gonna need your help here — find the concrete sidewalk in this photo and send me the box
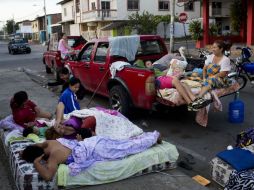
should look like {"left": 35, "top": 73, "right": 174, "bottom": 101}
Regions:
{"left": 0, "top": 69, "right": 210, "bottom": 190}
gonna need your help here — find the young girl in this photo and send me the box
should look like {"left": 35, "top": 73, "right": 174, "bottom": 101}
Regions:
{"left": 55, "top": 77, "right": 81, "bottom": 128}
{"left": 10, "top": 91, "right": 52, "bottom": 128}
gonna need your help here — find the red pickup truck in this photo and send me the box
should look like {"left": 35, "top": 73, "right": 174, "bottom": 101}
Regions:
{"left": 43, "top": 35, "right": 86, "bottom": 80}
{"left": 65, "top": 35, "right": 168, "bottom": 116}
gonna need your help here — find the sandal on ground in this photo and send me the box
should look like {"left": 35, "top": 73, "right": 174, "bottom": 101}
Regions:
{"left": 178, "top": 161, "right": 193, "bottom": 170}
{"left": 184, "top": 154, "right": 196, "bottom": 165}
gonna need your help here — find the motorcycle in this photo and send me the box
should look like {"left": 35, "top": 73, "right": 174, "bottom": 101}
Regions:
{"left": 228, "top": 47, "right": 254, "bottom": 90}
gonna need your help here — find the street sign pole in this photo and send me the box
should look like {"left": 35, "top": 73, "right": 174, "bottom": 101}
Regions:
{"left": 169, "top": 0, "right": 175, "bottom": 53}
{"left": 183, "top": 23, "right": 189, "bottom": 56}
{"left": 178, "top": 12, "right": 189, "bottom": 55}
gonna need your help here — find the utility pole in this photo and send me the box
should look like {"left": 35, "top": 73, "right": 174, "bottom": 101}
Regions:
{"left": 44, "top": 0, "right": 48, "bottom": 43}
{"left": 12, "top": 14, "right": 15, "bottom": 34}
{"left": 169, "top": 0, "right": 175, "bottom": 53}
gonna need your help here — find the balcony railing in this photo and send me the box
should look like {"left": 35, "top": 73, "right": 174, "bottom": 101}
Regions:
{"left": 212, "top": 8, "right": 222, "bottom": 16}
{"left": 82, "top": 9, "right": 117, "bottom": 22}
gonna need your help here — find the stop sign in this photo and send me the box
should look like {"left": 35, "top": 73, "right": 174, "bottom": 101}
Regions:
{"left": 179, "top": 12, "right": 188, "bottom": 23}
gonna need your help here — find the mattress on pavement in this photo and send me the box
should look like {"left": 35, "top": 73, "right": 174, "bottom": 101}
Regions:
{"left": 0, "top": 129, "right": 179, "bottom": 190}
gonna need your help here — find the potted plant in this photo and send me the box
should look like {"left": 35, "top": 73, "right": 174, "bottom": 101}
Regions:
{"left": 188, "top": 20, "right": 203, "bottom": 48}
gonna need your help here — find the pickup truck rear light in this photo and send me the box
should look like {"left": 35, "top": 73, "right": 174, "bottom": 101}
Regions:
{"left": 56, "top": 57, "right": 60, "bottom": 60}
{"left": 145, "top": 75, "right": 155, "bottom": 95}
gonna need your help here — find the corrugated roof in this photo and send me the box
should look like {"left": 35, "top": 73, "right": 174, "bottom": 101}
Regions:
{"left": 57, "top": 0, "right": 73, "bottom": 5}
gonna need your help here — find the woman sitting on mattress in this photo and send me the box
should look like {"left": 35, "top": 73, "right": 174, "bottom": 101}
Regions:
{"left": 191, "top": 40, "right": 231, "bottom": 109}
{"left": 10, "top": 91, "right": 52, "bottom": 128}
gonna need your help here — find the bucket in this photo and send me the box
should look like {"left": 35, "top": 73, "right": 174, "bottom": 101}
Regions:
{"left": 228, "top": 92, "right": 244, "bottom": 123}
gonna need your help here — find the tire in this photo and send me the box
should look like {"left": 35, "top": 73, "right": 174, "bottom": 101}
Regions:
{"left": 109, "top": 85, "right": 131, "bottom": 117}
{"left": 45, "top": 65, "right": 52, "bottom": 74}
{"left": 229, "top": 73, "right": 247, "bottom": 90}
{"left": 11, "top": 50, "right": 15, "bottom": 55}
{"left": 54, "top": 68, "right": 61, "bottom": 82}
{"left": 26, "top": 48, "right": 31, "bottom": 54}
{"left": 76, "top": 84, "right": 86, "bottom": 100}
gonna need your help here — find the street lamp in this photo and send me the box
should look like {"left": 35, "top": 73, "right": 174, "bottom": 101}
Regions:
{"left": 44, "top": 0, "right": 48, "bottom": 42}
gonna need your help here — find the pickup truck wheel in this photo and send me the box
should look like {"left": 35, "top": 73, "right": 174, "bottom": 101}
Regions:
{"left": 45, "top": 65, "right": 52, "bottom": 74}
{"left": 26, "top": 48, "right": 31, "bottom": 54}
{"left": 109, "top": 85, "right": 131, "bottom": 116}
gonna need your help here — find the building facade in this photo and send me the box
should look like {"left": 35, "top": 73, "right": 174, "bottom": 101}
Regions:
{"left": 58, "top": 0, "right": 201, "bottom": 39}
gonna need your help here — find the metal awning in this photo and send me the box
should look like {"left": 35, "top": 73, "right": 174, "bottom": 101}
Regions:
{"left": 100, "top": 22, "right": 126, "bottom": 31}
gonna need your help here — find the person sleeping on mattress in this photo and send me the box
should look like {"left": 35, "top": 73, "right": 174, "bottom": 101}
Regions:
{"left": 21, "top": 129, "right": 162, "bottom": 181}
{"left": 45, "top": 116, "right": 96, "bottom": 140}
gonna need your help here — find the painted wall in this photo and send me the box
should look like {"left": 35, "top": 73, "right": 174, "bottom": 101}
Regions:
{"left": 62, "top": 1, "right": 74, "bottom": 21}
{"left": 17, "top": 24, "right": 33, "bottom": 34}
{"left": 32, "top": 20, "right": 39, "bottom": 33}
{"left": 116, "top": 0, "right": 200, "bottom": 20}
{"left": 70, "top": 23, "right": 81, "bottom": 35}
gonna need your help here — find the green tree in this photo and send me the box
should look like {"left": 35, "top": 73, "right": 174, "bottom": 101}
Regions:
{"left": 230, "top": 0, "right": 245, "bottom": 33}
{"left": 209, "top": 23, "right": 218, "bottom": 36}
{"left": 128, "top": 11, "right": 164, "bottom": 34}
{"left": 5, "top": 19, "right": 19, "bottom": 34}
{"left": 188, "top": 20, "right": 203, "bottom": 40}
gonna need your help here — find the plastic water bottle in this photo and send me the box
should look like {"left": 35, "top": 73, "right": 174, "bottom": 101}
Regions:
{"left": 228, "top": 91, "right": 244, "bottom": 123}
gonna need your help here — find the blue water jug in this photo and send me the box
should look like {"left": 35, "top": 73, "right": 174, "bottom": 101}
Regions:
{"left": 228, "top": 92, "right": 244, "bottom": 123}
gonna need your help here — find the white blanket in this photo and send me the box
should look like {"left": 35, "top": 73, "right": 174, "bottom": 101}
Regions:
{"left": 65, "top": 108, "right": 143, "bottom": 140}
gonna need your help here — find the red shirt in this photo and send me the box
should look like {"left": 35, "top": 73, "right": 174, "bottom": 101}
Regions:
{"left": 10, "top": 99, "right": 37, "bottom": 127}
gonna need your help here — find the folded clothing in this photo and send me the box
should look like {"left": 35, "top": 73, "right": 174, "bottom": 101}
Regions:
{"left": 217, "top": 148, "right": 254, "bottom": 172}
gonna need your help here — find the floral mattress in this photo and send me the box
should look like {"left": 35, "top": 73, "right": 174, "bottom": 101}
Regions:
{"left": 0, "top": 129, "right": 179, "bottom": 190}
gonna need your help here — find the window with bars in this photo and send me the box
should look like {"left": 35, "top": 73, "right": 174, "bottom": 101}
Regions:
{"left": 64, "top": 8, "right": 67, "bottom": 16}
{"left": 76, "top": 0, "right": 80, "bottom": 13}
{"left": 184, "top": 2, "right": 194, "bottom": 11}
{"left": 159, "top": 0, "right": 169, "bottom": 11}
{"left": 127, "top": 0, "right": 139, "bottom": 10}
{"left": 101, "top": 1, "right": 110, "bottom": 9}
{"left": 91, "top": 2, "right": 96, "bottom": 10}
{"left": 212, "top": 2, "right": 222, "bottom": 15}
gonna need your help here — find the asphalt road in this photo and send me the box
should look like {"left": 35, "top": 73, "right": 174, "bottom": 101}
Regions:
{"left": 0, "top": 41, "right": 253, "bottom": 189}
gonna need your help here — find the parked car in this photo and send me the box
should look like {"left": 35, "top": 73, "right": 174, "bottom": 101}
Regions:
{"left": 8, "top": 39, "right": 31, "bottom": 54}
{"left": 43, "top": 35, "right": 86, "bottom": 80}
{"left": 65, "top": 35, "right": 168, "bottom": 116}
